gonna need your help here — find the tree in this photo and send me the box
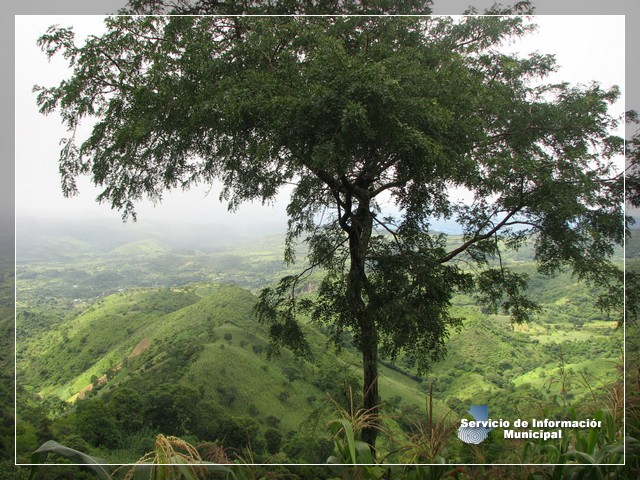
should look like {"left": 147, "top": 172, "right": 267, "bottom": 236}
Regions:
{"left": 36, "top": 5, "right": 625, "bottom": 451}
{"left": 144, "top": 384, "right": 199, "bottom": 435}
{"left": 118, "top": 0, "right": 435, "bottom": 16}
{"left": 264, "top": 428, "right": 283, "bottom": 455}
{"left": 108, "top": 388, "right": 145, "bottom": 433}
{"left": 624, "top": 111, "right": 640, "bottom": 324}
{"left": 75, "top": 399, "right": 119, "bottom": 448}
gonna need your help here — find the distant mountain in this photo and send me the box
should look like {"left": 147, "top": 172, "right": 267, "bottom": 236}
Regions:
{"left": 15, "top": 214, "right": 469, "bottom": 262}
{"left": 16, "top": 216, "right": 285, "bottom": 262}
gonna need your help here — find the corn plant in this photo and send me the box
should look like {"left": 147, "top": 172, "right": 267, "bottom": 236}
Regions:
{"left": 28, "top": 440, "right": 112, "bottom": 480}
{"left": 325, "top": 386, "right": 387, "bottom": 479}
{"left": 28, "top": 435, "right": 237, "bottom": 480}
{"left": 399, "top": 384, "right": 457, "bottom": 464}
{"left": 118, "top": 434, "right": 209, "bottom": 480}
{"left": 520, "top": 409, "right": 635, "bottom": 480}
{"left": 326, "top": 419, "right": 385, "bottom": 480}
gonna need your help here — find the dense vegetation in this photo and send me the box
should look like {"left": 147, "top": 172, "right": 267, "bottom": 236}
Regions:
{"left": 10, "top": 220, "right": 633, "bottom": 479}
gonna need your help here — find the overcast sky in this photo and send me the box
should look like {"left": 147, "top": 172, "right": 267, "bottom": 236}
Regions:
{"left": 14, "top": 15, "right": 626, "bottom": 228}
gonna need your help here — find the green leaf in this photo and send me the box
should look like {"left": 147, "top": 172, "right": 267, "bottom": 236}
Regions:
{"left": 29, "top": 440, "right": 111, "bottom": 480}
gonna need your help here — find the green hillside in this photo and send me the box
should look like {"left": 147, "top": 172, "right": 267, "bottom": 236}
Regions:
{"left": 17, "top": 283, "right": 438, "bottom": 462}
{"left": 16, "top": 279, "right": 622, "bottom": 463}
{"left": 14, "top": 222, "right": 626, "bottom": 465}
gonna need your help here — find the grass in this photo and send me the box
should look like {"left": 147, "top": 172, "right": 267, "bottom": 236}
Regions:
{"left": 185, "top": 343, "right": 313, "bottom": 431}
{"left": 512, "top": 358, "right": 618, "bottom": 389}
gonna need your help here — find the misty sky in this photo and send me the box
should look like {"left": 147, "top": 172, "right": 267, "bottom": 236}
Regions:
{"left": 14, "top": 15, "right": 626, "bottom": 229}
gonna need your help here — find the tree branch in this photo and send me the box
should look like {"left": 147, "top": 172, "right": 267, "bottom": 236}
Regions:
{"left": 371, "top": 179, "right": 405, "bottom": 197}
{"left": 438, "top": 207, "right": 522, "bottom": 264}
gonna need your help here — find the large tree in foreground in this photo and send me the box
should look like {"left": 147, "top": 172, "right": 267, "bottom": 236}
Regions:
{"left": 36, "top": 6, "right": 626, "bottom": 451}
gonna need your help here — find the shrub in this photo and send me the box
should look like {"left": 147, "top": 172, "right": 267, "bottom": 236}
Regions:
{"left": 264, "top": 428, "right": 283, "bottom": 454}
{"left": 75, "top": 399, "right": 119, "bottom": 448}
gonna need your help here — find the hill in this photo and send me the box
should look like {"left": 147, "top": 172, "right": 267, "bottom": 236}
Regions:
{"left": 16, "top": 279, "right": 622, "bottom": 463}
{"left": 17, "top": 283, "right": 436, "bottom": 463}
{"left": 14, "top": 219, "right": 625, "bottom": 464}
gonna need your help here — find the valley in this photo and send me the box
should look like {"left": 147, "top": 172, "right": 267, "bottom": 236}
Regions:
{"left": 13, "top": 217, "right": 627, "bottom": 465}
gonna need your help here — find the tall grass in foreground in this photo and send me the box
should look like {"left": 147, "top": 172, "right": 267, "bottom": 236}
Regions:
{"left": 27, "top": 368, "right": 637, "bottom": 480}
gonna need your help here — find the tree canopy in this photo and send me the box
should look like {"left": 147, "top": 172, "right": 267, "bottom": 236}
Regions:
{"left": 36, "top": 7, "right": 626, "bottom": 450}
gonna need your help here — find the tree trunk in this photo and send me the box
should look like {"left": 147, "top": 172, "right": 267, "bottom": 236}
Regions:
{"left": 346, "top": 200, "right": 379, "bottom": 455}
{"left": 360, "top": 316, "right": 379, "bottom": 453}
